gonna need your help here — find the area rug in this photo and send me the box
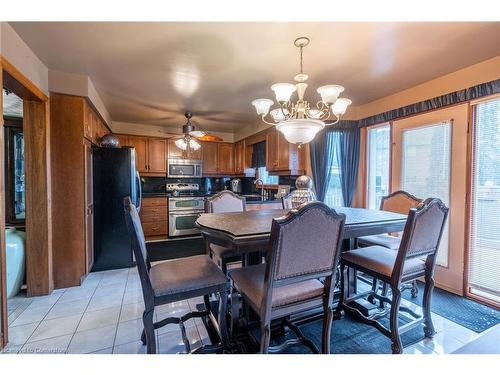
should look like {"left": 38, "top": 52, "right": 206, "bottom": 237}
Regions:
{"left": 401, "top": 281, "right": 500, "bottom": 333}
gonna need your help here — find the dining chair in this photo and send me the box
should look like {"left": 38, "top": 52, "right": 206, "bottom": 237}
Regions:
{"left": 229, "top": 201, "right": 346, "bottom": 353}
{"left": 357, "top": 190, "right": 422, "bottom": 299}
{"left": 123, "top": 197, "right": 230, "bottom": 354}
{"left": 205, "top": 190, "right": 246, "bottom": 274}
{"left": 336, "top": 198, "right": 449, "bottom": 354}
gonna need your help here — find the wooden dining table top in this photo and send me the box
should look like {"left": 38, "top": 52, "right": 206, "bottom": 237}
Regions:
{"left": 196, "top": 207, "right": 407, "bottom": 243}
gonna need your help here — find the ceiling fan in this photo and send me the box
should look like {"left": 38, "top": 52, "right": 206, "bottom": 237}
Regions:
{"left": 171, "top": 112, "right": 222, "bottom": 153}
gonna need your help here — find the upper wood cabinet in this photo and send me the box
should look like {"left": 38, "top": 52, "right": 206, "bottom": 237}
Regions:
{"left": 202, "top": 142, "right": 234, "bottom": 175}
{"left": 83, "top": 101, "right": 109, "bottom": 145}
{"left": 266, "top": 128, "right": 305, "bottom": 175}
{"left": 147, "top": 138, "right": 167, "bottom": 173}
{"left": 167, "top": 138, "right": 202, "bottom": 160}
{"left": 126, "top": 135, "right": 167, "bottom": 176}
{"left": 234, "top": 140, "right": 246, "bottom": 175}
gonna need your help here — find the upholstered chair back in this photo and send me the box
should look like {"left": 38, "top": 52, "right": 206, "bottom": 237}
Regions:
{"left": 206, "top": 190, "right": 246, "bottom": 213}
{"left": 381, "top": 190, "right": 422, "bottom": 215}
{"left": 124, "top": 197, "right": 154, "bottom": 299}
{"left": 268, "top": 202, "right": 345, "bottom": 282}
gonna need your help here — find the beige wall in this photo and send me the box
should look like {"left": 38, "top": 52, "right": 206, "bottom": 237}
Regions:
{"left": 111, "top": 121, "right": 235, "bottom": 142}
{"left": 352, "top": 56, "right": 500, "bottom": 120}
{"left": 0, "top": 22, "right": 49, "bottom": 94}
{"left": 48, "top": 70, "right": 112, "bottom": 125}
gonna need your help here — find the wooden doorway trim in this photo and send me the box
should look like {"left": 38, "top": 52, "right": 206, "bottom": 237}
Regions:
{"left": 0, "top": 54, "right": 52, "bottom": 348}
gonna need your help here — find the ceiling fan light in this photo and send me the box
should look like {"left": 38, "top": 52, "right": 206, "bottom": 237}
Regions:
{"left": 271, "top": 83, "right": 296, "bottom": 103}
{"left": 331, "top": 98, "right": 352, "bottom": 116}
{"left": 175, "top": 138, "right": 188, "bottom": 150}
{"left": 189, "top": 130, "right": 206, "bottom": 138}
{"left": 276, "top": 119, "right": 325, "bottom": 145}
{"left": 270, "top": 108, "right": 289, "bottom": 122}
{"left": 189, "top": 139, "right": 201, "bottom": 150}
{"left": 252, "top": 98, "right": 274, "bottom": 116}
{"left": 317, "top": 85, "right": 344, "bottom": 104}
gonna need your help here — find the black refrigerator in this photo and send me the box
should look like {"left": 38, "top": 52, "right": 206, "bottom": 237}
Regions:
{"left": 92, "top": 147, "right": 142, "bottom": 271}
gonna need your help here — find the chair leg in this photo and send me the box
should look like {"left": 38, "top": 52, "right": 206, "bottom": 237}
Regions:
{"left": 230, "top": 286, "right": 240, "bottom": 340}
{"left": 380, "top": 282, "right": 388, "bottom": 308}
{"left": 260, "top": 322, "right": 271, "bottom": 354}
{"left": 142, "top": 309, "right": 156, "bottom": 354}
{"left": 389, "top": 285, "right": 403, "bottom": 354}
{"left": 322, "top": 305, "right": 333, "bottom": 354}
{"left": 423, "top": 274, "right": 436, "bottom": 338}
{"left": 218, "top": 290, "right": 230, "bottom": 350}
{"left": 333, "top": 263, "right": 346, "bottom": 320}
{"left": 411, "top": 280, "right": 419, "bottom": 298}
{"left": 367, "top": 277, "right": 378, "bottom": 304}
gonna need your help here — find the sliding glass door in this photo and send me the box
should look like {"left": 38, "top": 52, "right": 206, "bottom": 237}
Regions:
{"left": 366, "top": 124, "right": 390, "bottom": 209}
{"left": 468, "top": 97, "right": 500, "bottom": 305}
{"left": 392, "top": 105, "right": 468, "bottom": 294}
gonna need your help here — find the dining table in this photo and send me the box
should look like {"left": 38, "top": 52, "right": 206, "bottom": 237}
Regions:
{"left": 196, "top": 207, "right": 407, "bottom": 297}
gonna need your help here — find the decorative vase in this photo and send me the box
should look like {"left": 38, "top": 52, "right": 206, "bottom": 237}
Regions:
{"left": 290, "top": 175, "right": 317, "bottom": 208}
{"left": 5, "top": 227, "right": 26, "bottom": 299}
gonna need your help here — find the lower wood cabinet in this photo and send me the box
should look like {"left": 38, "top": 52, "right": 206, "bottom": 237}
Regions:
{"left": 140, "top": 197, "right": 168, "bottom": 241}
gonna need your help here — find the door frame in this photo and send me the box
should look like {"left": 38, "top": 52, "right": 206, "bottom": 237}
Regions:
{"left": 463, "top": 94, "right": 500, "bottom": 309}
{"left": 0, "top": 55, "right": 53, "bottom": 348}
{"left": 391, "top": 104, "right": 469, "bottom": 295}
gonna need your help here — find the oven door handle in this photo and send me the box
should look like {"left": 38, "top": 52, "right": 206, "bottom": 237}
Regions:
{"left": 169, "top": 212, "right": 204, "bottom": 217}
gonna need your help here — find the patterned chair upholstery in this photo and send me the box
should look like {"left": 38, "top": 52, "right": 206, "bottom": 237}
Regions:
{"left": 229, "top": 202, "right": 346, "bottom": 354}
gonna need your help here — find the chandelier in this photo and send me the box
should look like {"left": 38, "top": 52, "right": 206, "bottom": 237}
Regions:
{"left": 174, "top": 112, "right": 204, "bottom": 152}
{"left": 251, "top": 37, "right": 352, "bottom": 146}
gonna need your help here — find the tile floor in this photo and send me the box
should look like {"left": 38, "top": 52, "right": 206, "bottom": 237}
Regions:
{"left": 0, "top": 264, "right": 487, "bottom": 354}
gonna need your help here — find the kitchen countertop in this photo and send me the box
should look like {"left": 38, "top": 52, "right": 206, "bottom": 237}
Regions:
{"left": 142, "top": 192, "right": 282, "bottom": 204}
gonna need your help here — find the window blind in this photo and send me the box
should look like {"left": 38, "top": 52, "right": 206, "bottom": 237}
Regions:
{"left": 469, "top": 98, "right": 500, "bottom": 302}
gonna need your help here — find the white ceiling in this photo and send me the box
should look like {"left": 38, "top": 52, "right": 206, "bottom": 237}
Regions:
{"left": 9, "top": 22, "right": 500, "bottom": 133}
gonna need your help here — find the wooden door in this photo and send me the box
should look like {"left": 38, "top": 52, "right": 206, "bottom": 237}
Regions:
{"left": 218, "top": 143, "right": 234, "bottom": 175}
{"left": 234, "top": 140, "right": 245, "bottom": 174}
{"left": 266, "top": 129, "right": 278, "bottom": 171}
{"left": 128, "top": 136, "right": 148, "bottom": 173}
{"left": 202, "top": 142, "right": 219, "bottom": 174}
{"left": 392, "top": 104, "right": 468, "bottom": 294}
{"left": 84, "top": 140, "right": 94, "bottom": 273}
{"left": 148, "top": 138, "right": 167, "bottom": 173}
{"left": 115, "top": 134, "right": 129, "bottom": 147}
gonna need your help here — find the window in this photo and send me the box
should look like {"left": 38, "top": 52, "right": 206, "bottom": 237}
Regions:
{"left": 366, "top": 124, "right": 390, "bottom": 209}
{"left": 468, "top": 98, "right": 500, "bottom": 303}
{"left": 324, "top": 132, "right": 343, "bottom": 207}
{"left": 401, "top": 121, "right": 451, "bottom": 267}
{"left": 257, "top": 166, "right": 278, "bottom": 184}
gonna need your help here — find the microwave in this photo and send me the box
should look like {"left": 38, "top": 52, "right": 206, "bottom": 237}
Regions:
{"left": 167, "top": 159, "right": 203, "bottom": 178}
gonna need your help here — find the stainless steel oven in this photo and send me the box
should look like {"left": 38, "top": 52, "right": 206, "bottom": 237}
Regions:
{"left": 167, "top": 159, "right": 202, "bottom": 178}
{"left": 168, "top": 196, "right": 205, "bottom": 237}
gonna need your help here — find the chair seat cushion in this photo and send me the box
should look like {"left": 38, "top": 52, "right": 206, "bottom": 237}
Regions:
{"left": 341, "top": 246, "right": 425, "bottom": 279}
{"left": 149, "top": 255, "right": 227, "bottom": 298}
{"left": 357, "top": 234, "right": 401, "bottom": 250}
{"left": 209, "top": 243, "right": 237, "bottom": 258}
{"left": 229, "top": 264, "right": 324, "bottom": 309}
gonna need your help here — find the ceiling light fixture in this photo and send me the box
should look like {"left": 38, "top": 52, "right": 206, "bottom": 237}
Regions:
{"left": 175, "top": 112, "right": 204, "bottom": 152}
{"left": 251, "top": 37, "right": 352, "bottom": 146}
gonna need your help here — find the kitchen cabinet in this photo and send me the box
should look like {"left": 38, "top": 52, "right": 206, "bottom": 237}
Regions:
{"left": 140, "top": 197, "right": 168, "bottom": 241}
{"left": 202, "top": 142, "right": 234, "bottom": 175}
{"left": 265, "top": 128, "right": 305, "bottom": 175}
{"left": 115, "top": 134, "right": 129, "bottom": 148}
{"left": 50, "top": 93, "right": 110, "bottom": 288}
{"left": 168, "top": 138, "right": 202, "bottom": 160}
{"left": 234, "top": 139, "right": 246, "bottom": 174}
{"left": 147, "top": 138, "right": 167, "bottom": 173}
{"left": 128, "top": 136, "right": 149, "bottom": 173}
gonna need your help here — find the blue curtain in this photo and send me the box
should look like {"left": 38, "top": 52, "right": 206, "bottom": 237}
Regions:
{"left": 309, "top": 130, "right": 335, "bottom": 202}
{"left": 334, "top": 127, "right": 360, "bottom": 207}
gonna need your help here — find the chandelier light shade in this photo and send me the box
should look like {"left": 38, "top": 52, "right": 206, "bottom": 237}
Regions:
{"left": 251, "top": 36, "right": 352, "bottom": 146}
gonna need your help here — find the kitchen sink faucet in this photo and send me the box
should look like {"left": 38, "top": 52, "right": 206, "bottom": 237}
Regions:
{"left": 254, "top": 179, "right": 264, "bottom": 200}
